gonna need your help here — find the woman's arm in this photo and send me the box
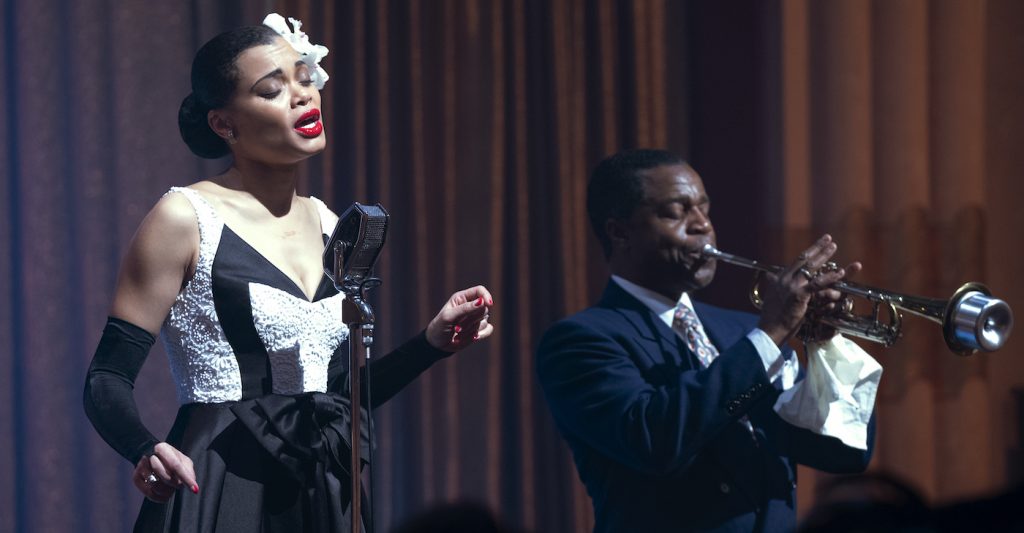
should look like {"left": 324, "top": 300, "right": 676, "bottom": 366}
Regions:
{"left": 108, "top": 192, "right": 199, "bottom": 334}
{"left": 83, "top": 191, "right": 201, "bottom": 499}
{"left": 327, "top": 286, "right": 495, "bottom": 407}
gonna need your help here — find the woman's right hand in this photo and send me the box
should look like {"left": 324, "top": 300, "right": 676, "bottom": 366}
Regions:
{"left": 425, "top": 285, "right": 495, "bottom": 352}
{"left": 132, "top": 442, "right": 199, "bottom": 502}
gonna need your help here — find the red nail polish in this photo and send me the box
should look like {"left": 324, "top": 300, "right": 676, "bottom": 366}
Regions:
{"left": 454, "top": 325, "right": 462, "bottom": 333}
{"left": 487, "top": 298, "right": 493, "bottom": 306}
{"left": 192, "top": 485, "right": 199, "bottom": 494}
{"left": 475, "top": 297, "right": 484, "bottom": 306}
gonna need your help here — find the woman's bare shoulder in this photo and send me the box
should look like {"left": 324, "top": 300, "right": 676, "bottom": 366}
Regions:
{"left": 130, "top": 189, "right": 202, "bottom": 246}
{"left": 184, "top": 179, "right": 219, "bottom": 193}
{"left": 180, "top": 180, "right": 227, "bottom": 203}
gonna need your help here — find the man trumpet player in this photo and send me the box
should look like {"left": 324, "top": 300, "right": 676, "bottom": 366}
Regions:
{"left": 536, "top": 149, "right": 881, "bottom": 533}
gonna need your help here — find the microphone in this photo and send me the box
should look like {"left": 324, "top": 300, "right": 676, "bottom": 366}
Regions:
{"left": 322, "top": 202, "right": 390, "bottom": 293}
{"left": 322, "top": 203, "right": 389, "bottom": 533}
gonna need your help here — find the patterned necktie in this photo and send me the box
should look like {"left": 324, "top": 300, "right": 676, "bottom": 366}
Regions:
{"left": 672, "top": 302, "right": 719, "bottom": 367}
{"left": 674, "top": 301, "right": 758, "bottom": 440}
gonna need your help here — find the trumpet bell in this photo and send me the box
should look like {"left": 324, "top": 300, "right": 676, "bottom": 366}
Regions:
{"left": 700, "top": 244, "right": 1015, "bottom": 355}
{"left": 945, "top": 283, "right": 1014, "bottom": 355}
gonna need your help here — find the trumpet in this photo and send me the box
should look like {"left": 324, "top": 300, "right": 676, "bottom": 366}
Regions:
{"left": 700, "top": 244, "right": 1014, "bottom": 355}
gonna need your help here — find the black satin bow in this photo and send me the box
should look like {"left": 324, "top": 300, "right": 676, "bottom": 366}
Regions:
{"left": 231, "top": 392, "right": 374, "bottom": 484}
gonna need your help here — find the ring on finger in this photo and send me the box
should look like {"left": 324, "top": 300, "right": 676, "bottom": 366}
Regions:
{"left": 144, "top": 473, "right": 159, "bottom": 485}
{"left": 797, "top": 267, "right": 816, "bottom": 281}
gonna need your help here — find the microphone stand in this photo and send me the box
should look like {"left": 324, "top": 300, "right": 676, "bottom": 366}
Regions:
{"left": 332, "top": 241, "right": 380, "bottom": 533}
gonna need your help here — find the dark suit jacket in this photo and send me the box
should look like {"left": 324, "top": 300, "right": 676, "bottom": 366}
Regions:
{"left": 536, "top": 280, "right": 874, "bottom": 533}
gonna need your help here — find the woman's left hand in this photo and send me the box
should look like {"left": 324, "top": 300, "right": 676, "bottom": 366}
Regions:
{"left": 425, "top": 285, "right": 495, "bottom": 352}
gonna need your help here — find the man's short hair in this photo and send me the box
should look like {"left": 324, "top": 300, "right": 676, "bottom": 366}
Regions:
{"left": 587, "top": 149, "right": 688, "bottom": 257}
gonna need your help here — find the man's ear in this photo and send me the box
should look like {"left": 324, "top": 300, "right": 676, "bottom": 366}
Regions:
{"left": 207, "top": 109, "right": 235, "bottom": 142}
{"left": 605, "top": 218, "right": 629, "bottom": 253}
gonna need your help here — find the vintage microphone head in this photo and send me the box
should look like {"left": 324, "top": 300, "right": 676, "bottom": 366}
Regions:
{"left": 323, "top": 202, "right": 389, "bottom": 293}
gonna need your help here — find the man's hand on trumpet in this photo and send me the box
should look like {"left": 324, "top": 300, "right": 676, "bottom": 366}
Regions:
{"left": 756, "top": 234, "right": 862, "bottom": 346}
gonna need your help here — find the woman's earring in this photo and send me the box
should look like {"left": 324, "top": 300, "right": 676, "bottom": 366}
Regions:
{"left": 227, "top": 130, "right": 237, "bottom": 145}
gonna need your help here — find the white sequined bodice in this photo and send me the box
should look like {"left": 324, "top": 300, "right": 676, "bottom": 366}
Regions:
{"left": 249, "top": 282, "right": 346, "bottom": 394}
{"left": 159, "top": 187, "right": 348, "bottom": 404}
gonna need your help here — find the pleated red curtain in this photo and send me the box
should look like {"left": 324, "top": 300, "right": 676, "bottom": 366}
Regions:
{"left": 762, "top": 0, "right": 1024, "bottom": 511}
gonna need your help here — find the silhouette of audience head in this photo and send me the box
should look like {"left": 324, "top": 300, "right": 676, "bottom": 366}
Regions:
{"left": 392, "top": 501, "right": 509, "bottom": 533}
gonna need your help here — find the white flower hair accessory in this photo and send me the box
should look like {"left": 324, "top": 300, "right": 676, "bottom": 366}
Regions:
{"left": 263, "top": 13, "right": 330, "bottom": 90}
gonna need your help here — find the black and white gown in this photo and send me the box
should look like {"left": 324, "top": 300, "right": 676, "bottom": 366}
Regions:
{"left": 134, "top": 187, "right": 448, "bottom": 532}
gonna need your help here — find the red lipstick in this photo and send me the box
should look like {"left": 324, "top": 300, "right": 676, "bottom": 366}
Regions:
{"left": 294, "top": 109, "right": 323, "bottom": 138}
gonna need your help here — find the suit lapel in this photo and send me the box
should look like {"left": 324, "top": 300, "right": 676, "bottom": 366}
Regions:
{"left": 692, "top": 300, "right": 745, "bottom": 354}
{"left": 598, "top": 280, "right": 698, "bottom": 370}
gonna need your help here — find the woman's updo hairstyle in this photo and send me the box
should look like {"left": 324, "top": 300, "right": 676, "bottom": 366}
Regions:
{"left": 178, "top": 25, "right": 280, "bottom": 158}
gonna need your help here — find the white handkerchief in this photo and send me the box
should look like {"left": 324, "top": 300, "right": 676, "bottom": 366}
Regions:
{"left": 773, "top": 335, "right": 883, "bottom": 450}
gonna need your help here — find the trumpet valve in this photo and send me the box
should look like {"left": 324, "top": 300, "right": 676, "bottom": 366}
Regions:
{"left": 839, "top": 297, "right": 855, "bottom": 316}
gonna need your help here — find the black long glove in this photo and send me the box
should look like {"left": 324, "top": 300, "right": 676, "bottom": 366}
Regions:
{"left": 83, "top": 317, "right": 160, "bottom": 464}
